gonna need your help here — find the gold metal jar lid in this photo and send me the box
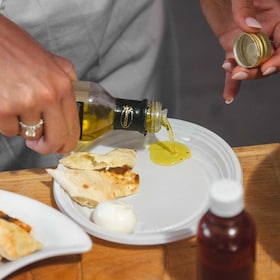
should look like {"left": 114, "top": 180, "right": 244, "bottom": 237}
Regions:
{"left": 233, "top": 32, "right": 272, "bottom": 68}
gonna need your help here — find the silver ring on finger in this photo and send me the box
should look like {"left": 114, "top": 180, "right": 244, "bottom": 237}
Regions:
{"left": 19, "top": 119, "right": 44, "bottom": 138}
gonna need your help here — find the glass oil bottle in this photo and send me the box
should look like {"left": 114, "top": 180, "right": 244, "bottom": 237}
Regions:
{"left": 74, "top": 81, "right": 167, "bottom": 141}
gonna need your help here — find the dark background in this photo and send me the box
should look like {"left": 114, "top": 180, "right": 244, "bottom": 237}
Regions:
{"left": 171, "top": 1, "right": 280, "bottom": 147}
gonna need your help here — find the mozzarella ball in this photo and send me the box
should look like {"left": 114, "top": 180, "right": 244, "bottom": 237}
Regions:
{"left": 91, "top": 200, "right": 136, "bottom": 233}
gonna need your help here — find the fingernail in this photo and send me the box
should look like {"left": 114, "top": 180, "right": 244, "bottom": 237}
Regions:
{"left": 222, "top": 62, "right": 234, "bottom": 72}
{"left": 232, "top": 72, "right": 249, "bottom": 80}
{"left": 225, "top": 98, "right": 234, "bottom": 104}
{"left": 245, "top": 17, "right": 262, "bottom": 29}
{"left": 263, "top": 66, "right": 277, "bottom": 76}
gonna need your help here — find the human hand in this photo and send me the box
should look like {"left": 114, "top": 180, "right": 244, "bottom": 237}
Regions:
{"left": 0, "top": 15, "right": 80, "bottom": 154}
{"left": 200, "top": 0, "right": 280, "bottom": 103}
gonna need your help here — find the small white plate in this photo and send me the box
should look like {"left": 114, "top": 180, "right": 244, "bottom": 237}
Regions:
{"left": 0, "top": 190, "right": 92, "bottom": 279}
{"left": 53, "top": 119, "right": 242, "bottom": 245}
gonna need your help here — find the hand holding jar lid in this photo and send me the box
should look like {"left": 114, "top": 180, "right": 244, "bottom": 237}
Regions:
{"left": 233, "top": 32, "right": 273, "bottom": 68}
{"left": 200, "top": 0, "right": 280, "bottom": 103}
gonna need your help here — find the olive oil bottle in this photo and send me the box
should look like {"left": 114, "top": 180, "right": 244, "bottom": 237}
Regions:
{"left": 74, "top": 81, "right": 167, "bottom": 141}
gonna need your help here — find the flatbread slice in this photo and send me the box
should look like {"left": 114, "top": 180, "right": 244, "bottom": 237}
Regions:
{"left": 47, "top": 168, "right": 139, "bottom": 208}
{"left": 0, "top": 210, "right": 31, "bottom": 233}
{"left": 59, "top": 148, "right": 136, "bottom": 171}
{"left": 0, "top": 214, "right": 42, "bottom": 261}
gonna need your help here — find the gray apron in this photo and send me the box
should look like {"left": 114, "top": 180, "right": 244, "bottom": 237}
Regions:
{"left": 0, "top": 0, "right": 179, "bottom": 170}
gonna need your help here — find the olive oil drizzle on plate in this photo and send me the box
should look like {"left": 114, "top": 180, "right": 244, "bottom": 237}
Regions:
{"left": 149, "top": 119, "right": 191, "bottom": 166}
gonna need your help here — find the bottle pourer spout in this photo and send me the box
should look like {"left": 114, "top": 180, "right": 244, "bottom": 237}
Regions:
{"left": 147, "top": 101, "right": 168, "bottom": 133}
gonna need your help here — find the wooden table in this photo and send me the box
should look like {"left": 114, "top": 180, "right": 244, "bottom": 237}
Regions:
{"left": 1, "top": 143, "right": 280, "bottom": 280}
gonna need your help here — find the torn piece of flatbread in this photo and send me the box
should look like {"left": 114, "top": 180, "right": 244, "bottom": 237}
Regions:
{"left": 0, "top": 212, "right": 42, "bottom": 261}
{"left": 59, "top": 148, "right": 136, "bottom": 171}
{"left": 47, "top": 168, "right": 139, "bottom": 208}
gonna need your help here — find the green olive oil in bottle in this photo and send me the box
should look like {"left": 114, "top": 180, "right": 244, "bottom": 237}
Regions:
{"left": 74, "top": 81, "right": 167, "bottom": 141}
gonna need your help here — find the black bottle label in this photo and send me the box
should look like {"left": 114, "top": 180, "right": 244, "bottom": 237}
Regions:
{"left": 77, "top": 101, "right": 84, "bottom": 140}
{"left": 114, "top": 99, "right": 148, "bottom": 134}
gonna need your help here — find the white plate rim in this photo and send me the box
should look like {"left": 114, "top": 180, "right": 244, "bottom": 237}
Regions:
{"left": 0, "top": 190, "right": 92, "bottom": 279}
{"left": 53, "top": 118, "right": 242, "bottom": 245}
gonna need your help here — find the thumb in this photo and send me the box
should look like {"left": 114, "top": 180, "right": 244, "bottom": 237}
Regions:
{"left": 231, "top": 0, "right": 262, "bottom": 31}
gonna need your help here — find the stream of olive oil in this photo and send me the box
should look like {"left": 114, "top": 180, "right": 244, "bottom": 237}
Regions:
{"left": 148, "top": 119, "right": 191, "bottom": 166}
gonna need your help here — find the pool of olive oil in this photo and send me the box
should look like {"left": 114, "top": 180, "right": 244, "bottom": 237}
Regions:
{"left": 148, "top": 119, "right": 191, "bottom": 166}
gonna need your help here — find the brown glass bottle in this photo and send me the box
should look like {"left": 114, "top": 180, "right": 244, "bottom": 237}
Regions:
{"left": 196, "top": 179, "right": 256, "bottom": 280}
{"left": 74, "top": 81, "right": 167, "bottom": 141}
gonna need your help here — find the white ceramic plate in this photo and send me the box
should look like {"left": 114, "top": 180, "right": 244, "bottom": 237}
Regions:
{"left": 0, "top": 190, "right": 92, "bottom": 279}
{"left": 53, "top": 119, "right": 242, "bottom": 245}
